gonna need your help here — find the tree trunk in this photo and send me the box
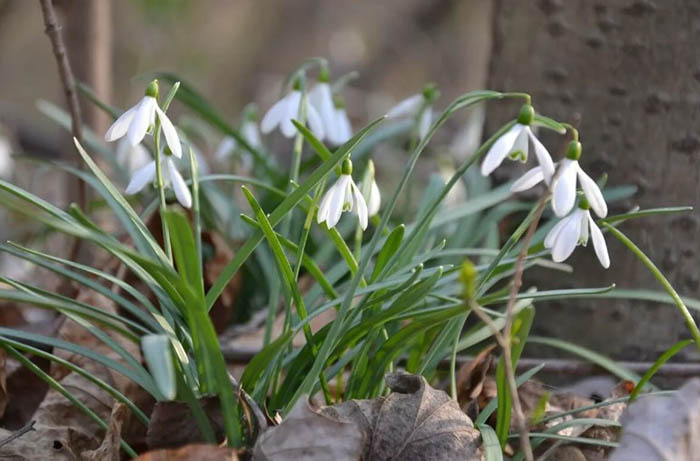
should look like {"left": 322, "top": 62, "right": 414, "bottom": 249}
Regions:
{"left": 487, "top": 0, "right": 700, "bottom": 361}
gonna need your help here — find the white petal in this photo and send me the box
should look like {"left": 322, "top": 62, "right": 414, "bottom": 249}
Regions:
{"left": 551, "top": 159, "right": 578, "bottom": 217}
{"left": 544, "top": 217, "right": 568, "bottom": 249}
{"left": 527, "top": 128, "right": 555, "bottom": 184}
{"left": 480, "top": 124, "right": 523, "bottom": 176}
{"left": 367, "top": 180, "right": 381, "bottom": 217}
{"left": 317, "top": 182, "right": 336, "bottom": 224}
{"left": 125, "top": 161, "right": 156, "bottom": 195}
{"left": 551, "top": 210, "right": 584, "bottom": 262}
{"left": 280, "top": 91, "right": 302, "bottom": 138}
{"left": 127, "top": 97, "right": 156, "bottom": 147}
{"left": 511, "top": 166, "right": 544, "bottom": 192}
{"left": 577, "top": 166, "right": 608, "bottom": 218}
{"left": 330, "top": 108, "right": 352, "bottom": 146}
{"left": 242, "top": 121, "right": 262, "bottom": 149}
{"left": 306, "top": 103, "right": 326, "bottom": 140}
{"left": 588, "top": 215, "right": 610, "bottom": 268}
{"left": 167, "top": 157, "right": 192, "bottom": 208}
{"left": 579, "top": 209, "right": 590, "bottom": 244}
{"left": 418, "top": 107, "right": 432, "bottom": 141}
{"left": 129, "top": 143, "right": 152, "bottom": 173}
{"left": 261, "top": 96, "right": 288, "bottom": 134}
{"left": 512, "top": 126, "right": 529, "bottom": 160}
{"left": 105, "top": 105, "right": 137, "bottom": 142}
{"left": 309, "top": 83, "right": 335, "bottom": 133}
{"left": 328, "top": 175, "right": 350, "bottom": 228}
{"left": 351, "top": 182, "right": 368, "bottom": 230}
{"left": 386, "top": 94, "right": 423, "bottom": 118}
{"left": 155, "top": 106, "right": 182, "bottom": 158}
{"left": 215, "top": 137, "right": 237, "bottom": 160}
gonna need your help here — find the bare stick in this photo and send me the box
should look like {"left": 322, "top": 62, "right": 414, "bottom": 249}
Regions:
{"left": 0, "top": 420, "right": 35, "bottom": 449}
{"left": 38, "top": 0, "right": 87, "bottom": 211}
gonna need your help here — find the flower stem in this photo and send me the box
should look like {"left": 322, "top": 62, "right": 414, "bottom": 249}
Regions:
{"left": 604, "top": 223, "right": 700, "bottom": 355}
{"left": 153, "top": 121, "right": 172, "bottom": 264}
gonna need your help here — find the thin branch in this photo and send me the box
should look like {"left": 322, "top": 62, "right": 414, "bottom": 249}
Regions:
{"left": 0, "top": 420, "right": 35, "bottom": 449}
{"left": 38, "top": 0, "right": 86, "bottom": 211}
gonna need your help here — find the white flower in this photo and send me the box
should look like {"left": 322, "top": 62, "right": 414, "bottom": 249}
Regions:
{"left": 215, "top": 119, "right": 263, "bottom": 161}
{"left": 326, "top": 102, "right": 353, "bottom": 146}
{"left": 480, "top": 122, "right": 554, "bottom": 182}
{"left": 116, "top": 138, "right": 151, "bottom": 174}
{"left": 551, "top": 141, "right": 607, "bottom": 218}
{"left": 360, "top": 160, "right": 381, "bottom": 217}
{"left": 317, "top": 159, "right": 368, "bottom": 230}
{"left": 105, "top": 80, "right": 182, "bottom": 158}
{"left": 545, "top": 206, "right": 610, "bottom": 268}
{"left": 261, "top": 89, "right": 324, "bottom": 139}
{"left": 309, "top": 82, "right": 335, "bottom": 136}
{"left": 386, "top": 93, "right": 432, "bottom": 141}
{"left": 0, "top": 132, "right": 13, "bottom": 179}
{"left": 125, "top": 154, "right": 192, "bottom": 209}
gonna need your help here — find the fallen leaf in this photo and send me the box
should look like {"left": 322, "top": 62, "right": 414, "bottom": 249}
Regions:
{"left": 253, "top": 398, "right": 364, "bottom": 460}
{"left": 457, "top": 344, "right": 495, "bottom": 411}
{"left": 147, "top": 397, "right": 225, "bottom": 450}
{"left": 81, "top": 402, "right": 128, "bottom": 461}
{"left": 135, "top": 443, "right": 239, "bottom": 461}
{"left": 610, "top": 378, "right": 700, "bottom": 461}
{"left": 321, "top": 372, "right": 482, "bottom": 460}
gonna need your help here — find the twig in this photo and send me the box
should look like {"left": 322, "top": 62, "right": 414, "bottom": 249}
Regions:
{"left": 0, "top": 420, "right": 36, "bottom": 449}
{"left": 38, "top": 0, "right": 86, "bottom": 211}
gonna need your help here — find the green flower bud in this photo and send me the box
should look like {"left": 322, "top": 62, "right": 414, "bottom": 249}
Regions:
{"left": 145, "top": 79, "right": 159, "bottom": 98}
{"left": 333, "top": 94, "right": 346, "bottom": 109}
{"left": 566, "top": 140, "right": 582, "bottom": 161}
{"left": 292, "top": 77, "right": 302, "bottom": 91}
{"left": 422, "top": 82, "right": 439, "bottom": 102}
{"left": 319, "top": 66, "right": 330, "bottom": 83}
{"left": 341, "top": 158, "right": 353, "bottom": 175}
{"left": 459, "top": 258, "right": 477, "bottom": 300}
{"left": 517, "top": 104, "right": 535, "bottom": 125}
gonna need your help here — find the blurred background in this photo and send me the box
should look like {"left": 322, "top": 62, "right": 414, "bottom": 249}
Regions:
{"left": 0, "top": 0, "right": 698, "bottom": 363}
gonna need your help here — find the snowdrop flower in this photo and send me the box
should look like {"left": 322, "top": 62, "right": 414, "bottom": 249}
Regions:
{"left": 360, "top": 160, "right": 381, "bottom": 217}
{"left": 317, "top": 158, "right": 368, "bottom": 230}
{"left": 0, "top": 131, "right": 13, "bottom": 179}
{"left": 480, "top": 104, "right": 555, "bottom": 183}
{"left": 215, "top": 111, "right": 263, "bottom": 162}
{"left": 116, "top": 138, "right": 151, "bottom": 174}
{"left": 386, "top": 84, "right": 437, "bottom": 141}
{"left": 125, "top": 147, "right": 192, "bottom": 209}
{"left": 261, "top": 79, "right": 324, "bottom": 139}
{"left": 327, "top": 96, "right": 353, "bottom": 146}
{"left": 545, "top": 198, "right": 610, "bottom": 268}
{"left": 105, "top": 80, "right": 182, "bottom": 158}
{"left": 551, "top": 140, "right": 607, "bottom": 218}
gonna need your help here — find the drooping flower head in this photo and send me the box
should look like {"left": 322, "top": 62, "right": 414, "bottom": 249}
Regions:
{"left": 261, "top": 77, "right": 325, "bottom": 140}
{"left": 545, "top": 196, "right": 610, "bottom": 268}
{"left": 105, "top": 80, "right": 182, "bottom": 158}
{"left": 317, "top": 158, "right": 368, "bottom": 230}
{"left": 480, "top": 104, "right": 555, "bottom": 184}
{"left": 215, "top": 106, "right": 263, "bottom": 173}
{"left": 116, "top": 138, "right": 151, "bottom": 174}
{"left": 551, "top": 140, "right": 607, "bottom": 218}
{"left": 360, "top": 159, "right": 381, "bottom": 217}
{"left": 125, "top": 146, "right": 192, "bottom": 209}
{"left": 386, "top": 83, "right": 438, "bottom": 141}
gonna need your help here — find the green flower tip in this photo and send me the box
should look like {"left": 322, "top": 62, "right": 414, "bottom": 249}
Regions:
{"left": 422, "top": 83, "right": 439, "bottom": 102}
{"left": 145, "top": 80, "right": 159, "bottom": 98}
{"left": 333, "top": 94, "right": 346, "bottom": 109}
{"left": 341, "top": 158, "right": 353, "bottom": 175}
{"left": 516, "top": 104, "right": 535, "bottom": 125}
{"left": 578, "top": 195, "right": 590, "bottom": 210}
{"left": 566, "top": 140, "right": 582, "bottom": 161}
{"left": 366, "top": 159, "right": 375, "bottom": 177}
{"left": 244, "top": 104, "right": 259, "bottom": 122}
{"left": 292, "top": 77, "right": 303, "bottom": 91}
{"left": 319, "top": 66, "right": 330, "bottom": 83}
{"left": 459, "top": 258, "right": 477, "bottom": 300}
{"left": 163, "top": 146, "right": 173, "bottom": 157}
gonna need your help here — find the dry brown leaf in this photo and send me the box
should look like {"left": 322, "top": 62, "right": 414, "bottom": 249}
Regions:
{"left": 611, "top": 378, "right": 700, "bottom": 461}
{"left": 320, "top": 372, "right": 482, "bottom": 460}
{"left": 135, "top": 443, "right": 240, "bottom": 461}
{"left": 147, "top": 397, "right": 225, "bottom": 450}
{"left": 0, "top": 290, "right": 144, "bottom": 459}
{"left": 457, "top": 344, "right": 495, "bottom": 413}
{"left": 81, "top": 402, "right": 128, "bottom": 461}
{"left": 253, "top": 398, "right": 364, "bottom": 460}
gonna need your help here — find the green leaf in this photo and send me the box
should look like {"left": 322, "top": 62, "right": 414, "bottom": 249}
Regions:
{"left": 142, "top": 334, "right": 177, "bottom": 401}
{"left": 477, "top": 424, "right": 503, "bottom": 461}
{"left": 371, "top": 225, "right": 405, "bottom": 282}
{"left": 164, "top": 210, "right": 204, "bottom": 297}
{"left": 241, "top": 330, "right": 295, "bottom": 394}
{"left": 475, "top": 364, "right": 545, "bottom": 426}
{"left": 630, "top": 339, "right": 693, "bottom": 401}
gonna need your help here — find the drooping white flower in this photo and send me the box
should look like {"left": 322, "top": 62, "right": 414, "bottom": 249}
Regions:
{"left": 480, "top": 104, "right": 555, "bottom": 183}
{"left": 116, "top": 138, "right": 151, "bottom": 174}
{"left": 385, "top": 85, "right": 435, "bottom": 141}
{"left": 105, "top": 80, "right": 182, "bottom": 158}
{"left": 261, "top": 80, "right": 325, "bottom": 139}
{"left": 317, "top": 158, "right": 368, "bottom": 230}
{"left": 551, "top": 141, "right": 607, "bottom": 218}
{"left": 0, "top": 131, "right": 13, "bottom": 179}
{"left": 215, "top": 113, "right": 264, "bottom": 162}
{"left": 309, "top": 75, "right": 335, "bottom": 138}
{"left": 125, "top": 150, "right": 191, "bottom": 208}
{"left": 544, "top": 201, "right": 610, "bottom": 268}
{"left": 360, "top": 159, "right": 381, "bottom": 217}
{"left": 329, "top": 103, "right": 353, "bottom": 145}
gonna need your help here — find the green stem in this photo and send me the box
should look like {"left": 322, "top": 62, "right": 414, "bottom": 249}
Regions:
{"left": 604, "top": 223, "right": 700, "bottom": 355}
{"left": 188, "top": 146, "right": 202, "bottom": 289}
{"left": 153, "top": 122, "right": 172, "bottom": 264}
